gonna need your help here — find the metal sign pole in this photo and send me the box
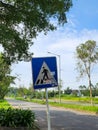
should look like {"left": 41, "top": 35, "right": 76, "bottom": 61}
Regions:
{"left": 45, "top": 88, "right": 51, "bottom": 130}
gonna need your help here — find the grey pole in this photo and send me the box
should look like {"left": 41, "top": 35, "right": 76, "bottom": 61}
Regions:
{"left": 47, "top": 52, "right": 61, "bottom": 103}
{"left": 45, "top": 88, "right": 51, "bottom": 130}
{"left": 58, "top": 54, "right": 61, "bottom": 103}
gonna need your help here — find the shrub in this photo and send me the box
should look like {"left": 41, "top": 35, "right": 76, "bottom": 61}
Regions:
{"left": 0, "top": 100, "right": 11, "bottom": 109}
{"left": 0, "top": 108, "right": 35, "bottom": 128}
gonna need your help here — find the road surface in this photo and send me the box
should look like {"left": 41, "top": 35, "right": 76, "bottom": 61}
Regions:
{"left": 7, "top": 98, "right": 98, "bottom": 130}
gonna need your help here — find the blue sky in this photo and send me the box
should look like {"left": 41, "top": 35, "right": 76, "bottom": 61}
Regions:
{"left": 69, "top": 0, "right": 98, "bottom": 30}
{"left": 12, "top": 0, "right": 98, "bottom": 89}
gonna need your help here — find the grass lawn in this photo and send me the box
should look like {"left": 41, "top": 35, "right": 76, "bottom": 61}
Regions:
{"left": 52, "top": 95, "right": 98, "bottom": 103}
{"left": 15, "top": 97, "right": 98, "bottom": 114}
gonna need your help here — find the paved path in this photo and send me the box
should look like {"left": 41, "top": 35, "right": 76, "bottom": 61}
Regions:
{"left": 7, "top": 98, "right": 98, "bottom": 130}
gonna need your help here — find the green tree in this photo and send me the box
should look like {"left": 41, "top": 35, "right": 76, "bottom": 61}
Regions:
{"left": 79, "top": 85, "right": 86, "bottom": 90}
{"left": 95, "top": 83, "right": 98, "bottom": 96}
{"left": 64, "top": 87, "right": 72, "bottom": 95}
{"left": 16, "top": 85, "right": 28, "bottom": 97}
{"left": 92, "top": 83, "right": 98, "bottom": 96}
{"left": 0, "top": 0, "right": 72, "bottom": 63}
{"left": 0, "top": 53, "right": 15, "bottom": 99}
{"left": 78, "top": 85, "right": 90, "bottom": 96}
{"left": 75, "top": 40, "right": 98, "bottom": 104}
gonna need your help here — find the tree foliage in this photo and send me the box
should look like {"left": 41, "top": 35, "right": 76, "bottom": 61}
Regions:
{"left": 75, "top": 40, "right": 98, "bottom": 104}
{"left": 0, "top": 0, "right": 72, "bottom": 63}
{"left": 0, "top": 53, "right": 15, "bottom": 99}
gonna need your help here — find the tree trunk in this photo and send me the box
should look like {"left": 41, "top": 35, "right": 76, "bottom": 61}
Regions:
{"left": 89, "top": 77, "right": 93, "bottom": 105}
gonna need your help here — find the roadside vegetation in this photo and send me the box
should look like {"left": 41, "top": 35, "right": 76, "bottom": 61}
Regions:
{"left": 75, "top": 40, "right": 98, "bottom": 105}
{"left": 1, "top": 84, "right": 98, "bottom": 129}
{"left": 15, "top": 95, "right": 98, "bottom": 114}
{"left": 6, "top": 84, "right": 98, "bottom": 115}
{"left": 0, "top": 100, "right": 39, "bottom": 130}
{"left": 0, "top": 100, "right": 11, "bottom": 109}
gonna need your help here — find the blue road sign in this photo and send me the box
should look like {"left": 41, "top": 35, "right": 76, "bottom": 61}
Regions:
{"left": 31, "top": 57, "right": 58, "bottom": 89}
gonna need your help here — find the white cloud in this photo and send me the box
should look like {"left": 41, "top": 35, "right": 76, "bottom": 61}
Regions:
{"left": 11, "top": 27, "right": 98, "bottom": 89}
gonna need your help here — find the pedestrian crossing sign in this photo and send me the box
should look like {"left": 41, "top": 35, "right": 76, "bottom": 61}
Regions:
{"left": 31, "top": 57, "right": 58, "bottom": 89}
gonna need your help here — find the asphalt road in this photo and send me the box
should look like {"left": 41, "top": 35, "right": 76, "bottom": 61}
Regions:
{"left": 7, "top": 98, "right": 98, "bottom": 130}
